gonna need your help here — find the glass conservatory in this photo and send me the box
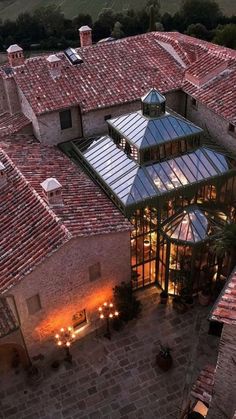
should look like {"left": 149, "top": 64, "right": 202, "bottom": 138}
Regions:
{"left": 61, "top": 88, "right": 236, "bottom": 295}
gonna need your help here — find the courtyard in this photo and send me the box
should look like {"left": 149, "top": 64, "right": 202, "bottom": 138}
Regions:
{"left": 0, "top": 287, "right": 219, "bottom": 419}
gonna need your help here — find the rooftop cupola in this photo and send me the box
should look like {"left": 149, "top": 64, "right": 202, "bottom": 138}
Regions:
{"left": 6, "top": 44, "right": 24, "bottom": 67}
{"left": 79, "top": 26, "right": 92, "bottom": 47}
{"left": 141, "top": 88, "right": 166, "bottom": 118}
{"left": 40, "top": 177, "right": 63, "bottom": 207}
{"left": 46, "top": 54, "right": 61, "bottom": 79}
{"left": 0, "top": 161, "right": 7, "bottom": 189}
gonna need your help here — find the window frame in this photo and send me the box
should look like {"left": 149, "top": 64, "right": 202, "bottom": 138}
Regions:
{"left": 26, "top": 294, "right": 42, "bottom": 315}
{"left": 59, "top": 109, "right": 72, "bottom": 130}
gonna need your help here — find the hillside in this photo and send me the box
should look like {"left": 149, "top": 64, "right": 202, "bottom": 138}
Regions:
{"left": 0, "top": 0, "right": 235, "bottom": 22}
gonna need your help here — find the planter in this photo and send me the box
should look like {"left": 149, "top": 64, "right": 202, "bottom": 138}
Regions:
{"left": 51, "top": 360, "right": 60, "bottom": 370}
{"left": 183, "top": 296, "right": 194, "bottom": 309}
{"left": 160, "top": 291, "right": 168, "bottom": 305}
{"left": 173, "top": 297, "right": 187, "bottom": 314}
{"left": 156, "top": 352, "right": 173, "bottom": 371}
{"left": 188, "top": 413, "right": 204, "bottom": 419}
{"left": 198, "top": 291, "right": 211, "bottom": 306}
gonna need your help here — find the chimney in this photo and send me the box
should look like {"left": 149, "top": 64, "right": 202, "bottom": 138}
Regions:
{"left": 46, "top": 54, "right": 61, "bottom": 79}
{"left": 6, "top": 44, "right": 24, "bottom": 67}
{"left": 79, "top": 26, "right": 92, "bottom": 47}
{"left": 0, "top": 162, "right": 7, "bottom": 189}
{"left": 40, "top": 178, "right": 63, "bottom": 207}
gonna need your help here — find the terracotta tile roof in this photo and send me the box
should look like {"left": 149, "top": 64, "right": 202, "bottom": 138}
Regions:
{"left": 1, "top": 32, "right": 235, "bottom": 124}
{"left": 0, "top": 112, "right": 31, "bottom": 135}
{"left": 191, "top": 365, "right": 215, "bottom": 406}
{"left": 211, "top": 268, "right": 236, "bottom": 325}
{"left": 11, "top": 32, "right": 185, "bottom": 115}
{"left": 0, "top": 147, "right": 70, "bottom": 293}
{"left": 0, "top": 136, "right": 131, "bottom": 237}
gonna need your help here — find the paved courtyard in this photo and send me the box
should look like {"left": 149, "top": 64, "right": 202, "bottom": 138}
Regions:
{"left": 0, "top": 287, "right": 219, "bottom": 419}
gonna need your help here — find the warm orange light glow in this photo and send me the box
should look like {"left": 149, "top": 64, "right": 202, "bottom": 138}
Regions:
{"left": 109, "top": 313, "right": 113, "bottom": 318}
{"left": 109, "top": 303, "right": 113, "bottom": 307}
{"left": 103, "top": 302, "right": 107, "bottom": 306}
{"left": 55, "top": 334, "right": 59, "bottom": 339}
{"left": 100, "top": 314, "right": 104, "bottom": 319}
{"left": 68, "top": 326, "right": 72, "bottom": 331}
{"left": 115, "top": 311, "right": 119, "bottom": 316}
{"left": 60, "top": 328, "right": 64, "bottom": 332}
{"left": 58, "top": 341, "right": 62, "bottom": 346}
{"left": 66, "top": 341, "right": 71, "bottom": 347}
{"left": 71, "top": 334, "right": 76, "bottom": 339}
{"left": 98, "top": 307, "right": 102, "bottom": 311}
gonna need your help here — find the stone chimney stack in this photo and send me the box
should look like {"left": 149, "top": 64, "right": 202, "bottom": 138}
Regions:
{"left": 46, "top": 55, "right": 61, "bottom": 79}
{"left": 0, "top": 162, "right": 7, "bottom": 189}
{"left": 7, "top": 44, "right": 24, "bottom": 67}
{"left": 40, "top": 178, "right": 63, "bottom": 207}
{"left": 79, "top": 26, "right": 92, "bottom": 47}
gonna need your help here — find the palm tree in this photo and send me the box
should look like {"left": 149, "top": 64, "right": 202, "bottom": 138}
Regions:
{"left": 214, "top": 223, "right": 236, "bottom": 276}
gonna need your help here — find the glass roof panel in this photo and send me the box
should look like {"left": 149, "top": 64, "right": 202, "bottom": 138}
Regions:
{"left": 163, "top": 208, "right": 209, "bottom": 243}
{"left": 142, "top": 88, "right": 166, "bottom": 104}
{"left": 203, "top": 148, "right": 228, "bottom": 172}
{"left": 108, "top": 111, "right": 203, "bottom": 150}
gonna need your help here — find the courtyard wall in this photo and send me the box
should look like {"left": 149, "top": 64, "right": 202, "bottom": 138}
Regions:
{"left": 7, "top": 231, "right": 130, "bottom": 356}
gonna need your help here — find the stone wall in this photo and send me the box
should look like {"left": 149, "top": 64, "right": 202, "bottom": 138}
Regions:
{"left": 18, "top": 88, "right": 41, "bottom": 139}
{"left": 207, "top": 324, "right": 236, "bottom": 419}
{"left": 82, "top": 90, "right": 185, "bottom": 138}
{"left": 0, "top": 76, "right": 21, "bottom": 114}
{"left": 7, "top": 231, "right": 130, "bottom": 356}
{"left": 186, "top": 95, "right": 236, "bottom": 154}
{"left": 37, "top": 106, "right": 82, "bottom": 145}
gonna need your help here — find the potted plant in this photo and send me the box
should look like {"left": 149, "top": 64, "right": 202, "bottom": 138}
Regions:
{"left": 198, "top": 285, "right": 211, "bottom": 306}
{"left": 180, "top": 287, "right": 194, "bottom": 309}
{"left": 172, "top": 296, "right": 187, "bottom": 313}
{"left": 160, "top": 290, "right": 168, "bottom": 304}
{"left": 156, "top": 343, "right": 172, "bottom": 371}
{"left": 51, "top": 360, "right": 60, "bottom": 370}
{"left": 188, "top": 413, "right": 204, "bottom": 419}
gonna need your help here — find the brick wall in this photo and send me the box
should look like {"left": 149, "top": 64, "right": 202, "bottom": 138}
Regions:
{"left": 186, "top": 96, "right": 236, "bottom": 154}
{"left": 7, "top": 230, "right": 130, "bottom": 356}
{"left": 207, "top": 324, "right": 236, "bottom": 419}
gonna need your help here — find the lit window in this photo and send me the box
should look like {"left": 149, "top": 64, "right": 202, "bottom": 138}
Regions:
{"left": 26, "top": 294, "right": 41, "bottom": 315}
{"left": 89, "top": 262, "right": 101, "bottom": 282}
{"left": 72, "top": 309, "right": 87, "bottom": 329}
{"left": 59, "top": 109, "right": 72, "bottom": 130}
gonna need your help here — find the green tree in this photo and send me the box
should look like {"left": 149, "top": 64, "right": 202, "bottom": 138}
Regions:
{"left": 112, "top": 21, "right": 124, "bottom": 39}
{"left": 214, "top": 223, "right": 236, "bottom": 276}
{"left": 186, "top": 23, "right": 211, "bottom": 40}
{"left": 213, "top": 23, "right": 236, "bottom": 49}
{"left": 149, "top": 5, "right": 156, "bottom": 32}
{"left": 180, "top": 0, "right": 222, "bottom": 29}
{"left": 33, "top": 5, "right": 65, "bottom": 38}
{"left": 146, "top": 0, "right": 160, "bottom": 22}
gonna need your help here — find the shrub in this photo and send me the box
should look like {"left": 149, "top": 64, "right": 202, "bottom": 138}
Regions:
{"left": 113, "top": 282, "right": 141, "bottom": 322}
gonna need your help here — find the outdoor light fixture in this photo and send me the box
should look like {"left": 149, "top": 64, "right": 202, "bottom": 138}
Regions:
{"left": 98, "top": 302, "right": 118, "bottom": 340}
{"left": 55, "top": 326, "right": 76, "bottom": 363}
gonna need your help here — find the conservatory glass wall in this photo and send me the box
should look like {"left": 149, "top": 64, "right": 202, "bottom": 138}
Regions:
{"left": 60, "top": 88, "right": 236, "bottom": 295}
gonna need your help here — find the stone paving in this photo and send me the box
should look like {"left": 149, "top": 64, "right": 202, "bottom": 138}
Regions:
{"left": 0, "top": 287, "right": 219, "bottom": 419}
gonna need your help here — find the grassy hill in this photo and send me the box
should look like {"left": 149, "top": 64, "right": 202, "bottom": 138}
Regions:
{"left": 0, "top": 0, "right": 235, "bottom": 21}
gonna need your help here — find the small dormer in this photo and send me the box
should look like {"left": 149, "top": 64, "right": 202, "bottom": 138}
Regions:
{"left": 141, "top": 88, "right": 166, "bottom": 118}
{"left": 40, "top": 177, "right": 63, "bottom": 207}
{"left": 46, "top": 54, "right": 61, "bottom": 79}
{"left": 0, "top": 162, "right": 7, "bottom": 189}
{"left": 6, "top": 44, "right": 24, "bottom": 67}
